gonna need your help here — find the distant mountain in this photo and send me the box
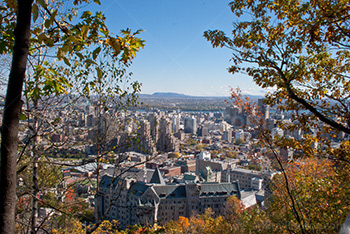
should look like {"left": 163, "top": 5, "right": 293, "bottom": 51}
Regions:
{"left": 151, "top": 92, "right": 189, "bottom": 97}
{"left": 135, "top": 92, "right": 265, "bottom": 111}
{"left": 139, "top": 92, "right": 264, "bottom": 100}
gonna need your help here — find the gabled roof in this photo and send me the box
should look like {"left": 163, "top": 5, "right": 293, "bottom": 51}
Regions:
{"left": 129, "top": 181, "right": 149, "bottom": 197}
{"left": 149, "top": 167, "right": 166, "bottom": 185}
{"left": 99, "top": 175, "right": 120, "bottom": 189}
{"left": 153, "top": 185, "right": 187, "bottom": 199}
{"left": 199, "top": 182, "right": 239, "bottom": 197}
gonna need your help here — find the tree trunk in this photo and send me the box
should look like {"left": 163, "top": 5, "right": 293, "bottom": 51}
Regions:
{"left": 0, "top": 0, "right": 33, "bottom": 233}
{"left": 31, "top": 113, "right": 39, "bottom": 234}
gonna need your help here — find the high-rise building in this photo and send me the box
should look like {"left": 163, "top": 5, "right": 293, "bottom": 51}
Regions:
{"left": 172, "top": 115, "right": 180, "bottom": 133}
{"left": 198, "top": 125, "right": 209, "bottom": 137}
{"left": 147, "top": 113, "right": 159, "bottom": 142}
{"left": 224, "top": 106, "right": 247, "bottom": 128}
{"left": 223, "top": 129, "right": 233, "bottom": 143}
{"left": 184, "top": 116, "right": 197, "bottom": 134}
{"left": 258, "top": 98, "right": 270, "bottom": 120}
{"left": 137, "top": 119, "right": 156, "bottom": 154}
{"left": 157, "top": 117, "right": 179, "bottom": 152}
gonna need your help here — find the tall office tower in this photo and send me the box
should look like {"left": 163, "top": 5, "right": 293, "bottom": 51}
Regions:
{"left": 147, "top": 113, "right": 159, "bottom": 142}
{"left": 137, "top": 119, "right": 156, "bottom": 154}
{"left": 224, "top": 106, "right": 247, "bottom": 128}
{"left": 172, "top": 115, "right": 180, "bottom": 133}
{"left": 157, "top": 117, "right": 171, "bottom": 151}
{"left": 184, "top": 116, "right": 197, "bottom": 134}
{"left": 198, "top": 125, "right": 209, "bottom": 137}
{"left": 157, "top": 117, "right": 179, "bottom": 152}
{"left": 223, "top": 128, "right": 233, "bottom": 143}
{"left": 258, "top": 98, "right": 270, "bottom": 120}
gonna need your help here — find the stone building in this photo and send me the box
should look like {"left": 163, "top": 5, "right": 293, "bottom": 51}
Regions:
{"left": 96, "top": 168, "right": 240, "bottom": 229}
{"left": 137, "top": 119, "right": 156, "bottom": 154}
{"left": 222, "top": 168, "right": 275, "bottom": 190}
{"left": 146, "top": 113, "right": 159, "bottom": 142}
{"left": 157, "top": 117, "right": 179, "bottom": 152}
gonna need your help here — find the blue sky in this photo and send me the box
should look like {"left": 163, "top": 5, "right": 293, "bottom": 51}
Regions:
{"left": 92, "top": 0, "right": 265, "bottom": 96}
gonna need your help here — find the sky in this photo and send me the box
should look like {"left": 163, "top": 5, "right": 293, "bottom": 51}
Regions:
{"left": 91, "top": 0, "right": 266, "bottom": 97}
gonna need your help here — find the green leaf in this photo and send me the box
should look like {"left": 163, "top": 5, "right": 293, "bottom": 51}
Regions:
{"left": 68, "top": 13, "right": 73, "bottom": 22}
{"left": 57, "top": 47, "right": 68, "bottom": 59}
{"left": 44, "top": 19, "right": 51, "bottom": 28}
{"left": 36, "top": 0, "right": 47, "bottom": 9}
{"left": 81, "top": 25, "right": 89, "bottom": 39}
{"left": 81, "top": 11, "right": 92, "bottom": 19}
{"left": 63, "top": 57, "right": 71, "bottom": 66}
{"left": 76, "top": 52, "right": 84, "bottom": 60}
{"left": 68, "top": 35, "right": 80, "bottom": 44}
{"left": 96, "top": 67, "right": 103, "bottom": 79}
{"left": 43, "top": 37, "right": 54, "bottom": 47}
{"left": 20, "top": 113, "right": 27, "bottom": 121}
{"left": 94, "top": 0, "right": 101, "bottom": 5}
{"left": 49, "top": 10, "right": 58, "bottom": 26}
{"left": 0, "top": 41, "right": 6, "bottom": 54}
{"left": 85, "top": 59, "right": 97, "bottom": 65}
{"left": 4, "top": 0, "right": 17, "bottom": 10}
{"left": 32, "top": 4, "right": 39, "bottom": 22}
{"left": 38, "top": 33, "right": 46, "bottom": 43}
{"left": 92, "top": 47, "right": 101, "bottom": 60}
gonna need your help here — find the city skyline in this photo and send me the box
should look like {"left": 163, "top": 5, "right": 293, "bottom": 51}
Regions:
{"left": 91, "top": 0, "right": 269, "bottom": 97}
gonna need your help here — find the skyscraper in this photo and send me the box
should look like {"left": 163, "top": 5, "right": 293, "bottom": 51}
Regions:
{"left": 184, "top": 116, "right": 197, "bottom": 134}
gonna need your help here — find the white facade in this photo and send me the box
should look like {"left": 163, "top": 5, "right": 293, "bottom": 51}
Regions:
{"left": 172, "top": 115, "right": 180, "bottom": 133}
{"left": 235, "top": 129, "right": 244, "bottom": 140}
{"left": 251, "top": 177, "right": 263, "bottom": 190}
{"left": 271, "top": 127, "right": 284, "bottom": 138}
{"left": 198, "top": 151, "right": 211, "bottom": 161}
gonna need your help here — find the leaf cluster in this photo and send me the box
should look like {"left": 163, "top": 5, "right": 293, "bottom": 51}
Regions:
{"left": 204, "top": 0, "right": 350, "bottom": 135}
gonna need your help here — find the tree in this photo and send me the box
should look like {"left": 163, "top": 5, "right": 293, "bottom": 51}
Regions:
{"left": 268, "top": 158, "right": 350, "bottom": 233}
{"left": 204, "top": 1, "right": 350, "bottom": 231}
{"left": 164, "top": 216, "right": 190, "bottom": 234}
{"left": 0, "top": 0, "right": 144, "bottom": 233}
{"left": 235, "top": 137, "right": 245, "bottom": 145}
{"left": 0, "top": 1, "right": 33, "bottom": 233}
{"left": 204, "top": 0, "right": 350, "bottom": 136}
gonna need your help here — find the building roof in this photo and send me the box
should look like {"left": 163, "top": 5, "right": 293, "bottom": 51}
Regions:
{"left": 183, "top": 174, "right": 197, "bottom": 181}
{"left": 149, "top": 167, "right": 166, "bottom": 185}
{"left": 129, "top": 181, "right": 149, "bottom": 197}
{"left": 153, "top": 185, "right": 187, "bottom": 199}
{"left": 68, "top": 162, "right": 111, "bottom": 174}
{"left": 99, "top": 175, "right": 121, "bottom": 188}
{"left": 199, "top": 182, "right": 239, "bottom": 197}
